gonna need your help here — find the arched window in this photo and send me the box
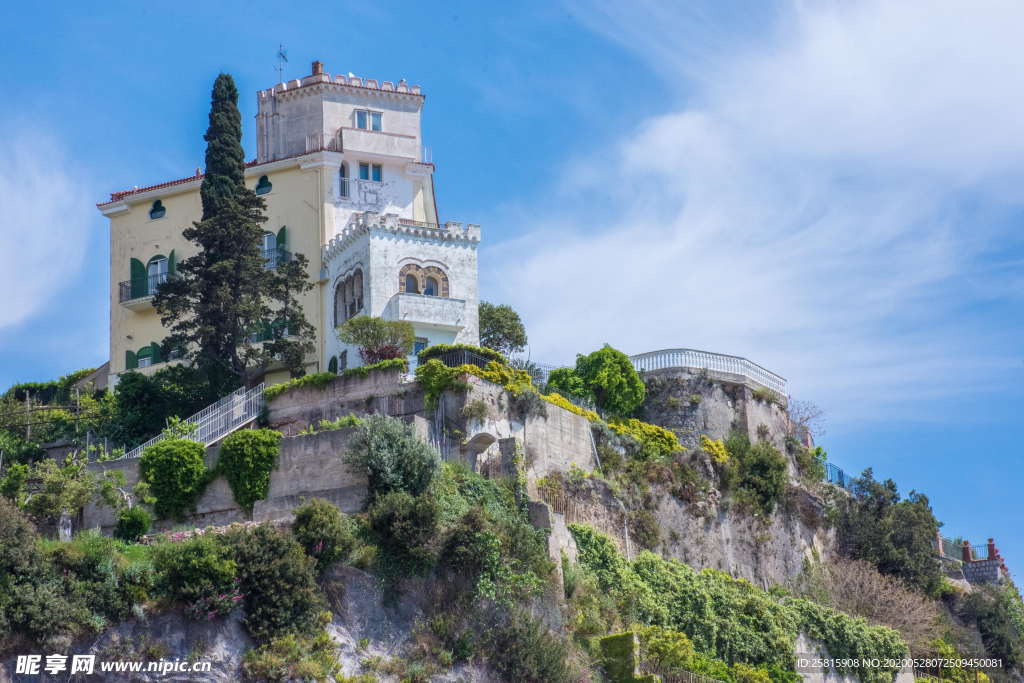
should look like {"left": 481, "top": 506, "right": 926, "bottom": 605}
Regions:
{"left": 339, "top": 350, "right": 348, "bottom": 371}
{"left": 405, "top": 274, "right": 419, "bottom": 294}
{"left": 147, "top": 255, "right": 168, "bottom": 294}
{"left": 149, "top": 200, "right": 165, "bottom": 220}
{"left": 255, "top": 175, "right": 272, "bottom": 195}
{"left": 339, "top": 163, "right": 349, "bottom": 198}
{"left": 351, "top": 270, "right": 363, "bottom": 314}
{"left": 334, "top": 268, "right": 364, "bottom": 325}
{"left": 424, "top": 277, "right": 438, "bottom": 296}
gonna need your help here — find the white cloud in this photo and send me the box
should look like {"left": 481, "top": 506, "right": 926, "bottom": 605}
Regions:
{"left": 0, "top": 132, "right": 92, "bottom": 330}
{"left": 485, "top": 0, "right": 1024, "bottom": 421}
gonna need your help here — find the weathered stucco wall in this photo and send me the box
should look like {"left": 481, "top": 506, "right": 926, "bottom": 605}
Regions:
{"left": 83, "top": 428, "right": 366, "bottom": 533}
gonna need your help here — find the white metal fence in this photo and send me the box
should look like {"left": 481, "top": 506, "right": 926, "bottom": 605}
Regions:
{"left": 119, "top": 383, "right": 265, "bottom": 460}
{"left": 629, "top": 348, "right": 786, "bottom": 394}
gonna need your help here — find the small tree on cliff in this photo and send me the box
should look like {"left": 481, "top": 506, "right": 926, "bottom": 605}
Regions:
{"left": 479, "top": 301, "right": 528, "bottom": 356}
{"left": 154, "top": 74, "right": 314, "bottom": 392}
{"left": 548, "top": 345, "right": 645, "bottom": 418}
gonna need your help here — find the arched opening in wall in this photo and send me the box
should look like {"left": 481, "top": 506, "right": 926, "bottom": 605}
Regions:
{"left": 339, "top": 163, "right": 349, "bottom": 198}
{"left": 423, "top": 266, "right": 450, "bottom": 298}
{"left": 405, "top": 274, "right": 419, "bottom": 294}
{"left": 149, "top": 200, "right": 165, "bottom": 220}
{"left": 335, "top": 268, "right": 365, "bottom": 325}
{"left": 424, "top": 276, "right": 438, "bottom": 296}
{"left": 339, "top": 350, "right": 348, "bottom": 371}
{"left": 255, "top": 175, "right": 272, "bottom": 195}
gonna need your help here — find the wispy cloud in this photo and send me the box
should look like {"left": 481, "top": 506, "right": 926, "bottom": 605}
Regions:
{"left": 0, "top": 131, "right": 93, "bottom": 330}
{"left": 485, "top": 0, "right": 1024, "bottom": 421}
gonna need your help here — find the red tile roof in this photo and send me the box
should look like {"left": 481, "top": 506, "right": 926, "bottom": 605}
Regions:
{"left": 98, "top": 159, "right": 265, "bottom": 207}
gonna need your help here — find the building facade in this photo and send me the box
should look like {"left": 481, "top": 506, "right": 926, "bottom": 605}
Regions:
{"left": 98, "top": 61, "right": 479, "bottom": 388}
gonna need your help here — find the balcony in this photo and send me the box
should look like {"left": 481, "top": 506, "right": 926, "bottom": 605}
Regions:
{"left": 382, "top": 293, "right": 466, "bottom": 331}
{"left": 263, "top": 246, "right": 291, "bottom": 270}
{"left": 340, "top": 127, "right": 419, "bottom": 160}
{"left": 119, "top": 273, "right": 168, "bottom": 310}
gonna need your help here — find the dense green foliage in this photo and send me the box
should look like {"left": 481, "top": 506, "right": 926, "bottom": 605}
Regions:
{"left": 217, "top": 429, "right": 282, "bottom": 511}
{"left": 963, "top": 584, "right": 1024, "bottom": 667}
{"left": 114, "top": 506, "right": 151, "bottom": 542}
{"left": 154, "top": 73, "right": 315, "bottom": 391}
{"left": 106, "top": 366, "right": 218, "bottom": 448}
{"left": 345, "top": 414, "right": 439, "bottom": 500}
{"left": 291, "top": 498, "right": 356, "bottom": 573}
{"left": 569, "top": 524, "right": 907, "bottom": 682}
{"left": 265, "top": 359, "right": 409, "bottom": 402}
{"left": 337, "top": 315, "right": 415, "bottom": 364}
{"left": 552, "top": 344, "right": 646, "bottom": 417}
{"left": 608, "top": 418, "right": 683, "bottom": 460}
{"left": 152, "top": 533, "right": 237, "bottom": 607}
{"left": 225, "top": 524, "right": 324, "bottom": 642}
{"left": 836, "top": 468, "right": 943, "bottom": 596}
{"left": 2, "top": 368, "right": 95, "bottom": 404}
{"left": 11, "top": 455, "right": 124, "bottom": 527}
{"left": 241, "top": 619, "right": 340, "bottom": 682}
{"left": 139, "top": 439, "right": 209, "bottom": 520}
{"left": 478, "top": 301, "right": 528, "bottom": 356}
{"left": 720, "top": 433, "right": 789, "bottom": 516}
{"left": 368, "top": 490, "right": 440, "bottom": 574}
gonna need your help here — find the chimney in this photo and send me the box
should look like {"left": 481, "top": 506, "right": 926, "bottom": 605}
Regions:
{"left": 311, "top": 61, "right": 324, "bottom": 76}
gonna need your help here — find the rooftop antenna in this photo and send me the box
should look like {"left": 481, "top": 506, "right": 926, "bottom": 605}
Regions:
{"left": 275, "top": 44, "right": 288, "bottom": 83}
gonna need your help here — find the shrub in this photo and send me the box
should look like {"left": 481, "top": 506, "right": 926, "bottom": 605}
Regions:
{"left": 461, "top": 399, "right": 490, "bottom": 422}
{"left": 794, "top": 445, "right": 827, "bottom": 483}
{"left": 484, "top": 609, "right": 574, "bottom": 683}
{"left": 227, "top": 524, "right": 323, "bottom": 642}
{"left": 217, "top": 429, "right": 282, "bottom": 511}
{"left": 545, "top": 367, "right": 591, "bottom": 403}
{"left": 574, "top": 345, "right": 646, "bottom": 417}
{"left": 368, "top": 491, "right": 439, "bottom": 574}
{"left": 345, "top": 414, "right": 439, "bottom": 500}
{"left": 264, "top": 372, "right": 335, "bottom": 401}
{"left": 292, "top": 498, "right": 356, "bottom": 573}
{"left": 0, "top": 462, "right": 28, "bottom": 504}
{"left": 964, "top": 585, "right": 1023, "bottom": 667}
{"left": 417, "top": 343, "right": 507, "bottom": 365}
{"left": 337, "top": 315, "right": 415, "bottom": 364}
{"left": 751, "top": 386, "right": 783, "bottom": 407}
{"left": 114, "top": 506, "right": 152, "bottom": 542}
{"left": 139, "top": 439, "right": 209, "bottom": 520}
{"left": 630, "top": 510, "right": 661, "bottom": 550}
{"left": 415, "top": 359, "right": 470, "bottom": 409}
{"left": 609, "top": 418, "right": 681, "bottom": 460}
{"left": 152, "top": 534, "right": 237, "bottom": 607}
{"left": 737, "top": 440, "right": 788, "bottom": 515}
{"left": 241, "top": 622, "right": 340, "bottom": 682}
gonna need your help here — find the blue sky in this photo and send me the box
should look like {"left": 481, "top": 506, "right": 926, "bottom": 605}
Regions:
{"left": 0, "top": 1, "right": 1021, "bottom": 569}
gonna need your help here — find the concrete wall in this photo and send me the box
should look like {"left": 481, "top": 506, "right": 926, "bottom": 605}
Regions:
{"left": 83, "top": 427, "right": 366, "bottom": 533}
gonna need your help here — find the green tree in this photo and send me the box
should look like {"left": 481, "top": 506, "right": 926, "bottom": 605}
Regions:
{"left": 545, "top": 367, "right": 590, "bottom": 402}
{"left": 105, "top": 366, "right": 215, "bottom": 448}
{"left": 479, "top": 301, "right": 528, "bottom": 356}
{"left": 154, "top": 73, "right": 315, "bottom": 393}
{"left": 336, "top": 315, "right": 415, "bottom": 365}
{"left": 838, "top": 469, "right": 943, "bottom": 595}
{"left": 574, "top": 345, "right": 646, "bottom": 417}
{"left": 344, "top": 414, "right": 439, "bottom": 500}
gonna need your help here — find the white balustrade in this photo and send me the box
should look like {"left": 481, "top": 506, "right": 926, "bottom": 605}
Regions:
{"left": 629, "top": 348, "right": 786, "bottom": 394}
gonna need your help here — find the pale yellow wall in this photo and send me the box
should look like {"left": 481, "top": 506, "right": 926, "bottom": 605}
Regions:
{"left": 107, "top": 162, "right": 327, "bottom": 383}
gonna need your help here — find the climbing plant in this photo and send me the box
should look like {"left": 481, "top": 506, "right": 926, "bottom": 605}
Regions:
{"left": 217, "top": 429, "right": 283, "bottom": 511}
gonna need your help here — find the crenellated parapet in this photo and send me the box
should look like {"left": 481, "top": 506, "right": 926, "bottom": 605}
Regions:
{"left": 323, "top": 211, "right": 480, "bottom": 265}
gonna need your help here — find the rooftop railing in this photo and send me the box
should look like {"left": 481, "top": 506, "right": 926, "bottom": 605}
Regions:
{"left": 629, "top": 348, "right": 786, "bottom": 395}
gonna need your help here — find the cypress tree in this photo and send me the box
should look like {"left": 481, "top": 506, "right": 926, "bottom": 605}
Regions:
{"left": 154, "top": 73, "right": 316, "bottom": 394}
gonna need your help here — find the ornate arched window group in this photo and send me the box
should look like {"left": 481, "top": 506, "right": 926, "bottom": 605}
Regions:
{"left": 334, "top": 268, "right": 364, "bottom": 325}
{"left": 398, "top": 264, "right": 449, "bottom": 297}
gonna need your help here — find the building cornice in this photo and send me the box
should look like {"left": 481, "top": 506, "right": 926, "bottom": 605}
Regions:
{"left": 323, "top": 212, "right": 480, "bottom": 265}
{"left": 259, "top": 72, "right": 424, "bottom": 107}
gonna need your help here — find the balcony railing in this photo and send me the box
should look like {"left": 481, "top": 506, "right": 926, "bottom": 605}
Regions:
{"left": 119, "top": 272, "right": 168, "bottom": 303}
{"left": 263, "top": 246, "right": 291, "bottom": 269}
{"left": 630, "top": 348, "right": 787, "bottom": 395}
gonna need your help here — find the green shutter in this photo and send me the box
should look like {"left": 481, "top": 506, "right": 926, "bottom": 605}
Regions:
{"left": 150, "top": 342, "right": 162, "bottom": 364}
{"left": 276, "top": 226, "right": 287, "bottom": 249}
{"left": 168, "top": 249, "right": 177, "bottom": 276}
{"left": 125, "top": 350, "right": 137, "bottom": 370}
{"left": 328, "top": 356, "right": 338, "bottom": 373}
{"left": 130, "top": 258, "right": 147, "bottom": 298}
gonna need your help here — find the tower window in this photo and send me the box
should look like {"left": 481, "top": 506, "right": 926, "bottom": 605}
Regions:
{"left": 405, "top": 274, "right": 419, "bottom": 294}
{"left": 339, "top": 163, "right": 349, "bottom": 198}
{"left": 355, "top": 109, "right": 382, "bottom": 131}
{"left": 147, "top": 256, "right": 168, "bottom": 294}
{"left": 149, "top": 200, "right": 166, "bottom": 220}
{"left": 255, "top": 175, "right": 272, "bottom": 195}
{"left": 359, "top": 162, "right": 382, "bottom": 182}
{"left": 424, "top": 277, "right": 438, "bottom": 296}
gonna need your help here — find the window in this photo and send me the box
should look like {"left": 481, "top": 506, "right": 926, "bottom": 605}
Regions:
{"left": 262, "top": 232, "right": 277, "bottom": 269}
{"left": 255, "top": 175, "right": 272, "bottom": 195}
{"left": 414, "top": 338, "right": 428, "bottom": 356}
{"left": 149, "top": 200, "right": 165, "bottom": 220}
{"left": 405, "top": 274, "right": 419, "bottom": 294}
{"left": 147, "top": 256, "right": 168, "bottom": 294}
{"left": 424, "top": 277, "right": 438, "bottom": 296}
{"left": 358, "top": 162, "right": 382, "bottom": 182}
{"left": 334, "top": 268, "right": 364, "bottom": 325}
{"left": 137, "top": 355, "right": 152, "bottom": 368}
{"left": 355, "top": 109, "right": 382, "bottom": 131}
{"left": 339, "top": 163, "right": 349, "bottom": 198}
{"left": 339, "top": 350, "right": 348, "bottom": 371}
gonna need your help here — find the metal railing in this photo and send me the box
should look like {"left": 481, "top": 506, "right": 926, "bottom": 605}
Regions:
{"left": 262, "top": 246, "right": 291, "bottom": 269}
{"left": 118, "top": 272, "right": 169, "bottom": 302}
{"left": 629, "top": 348, "right": 786, "bottom": 395}
{"left": 119, "top": 383, "right": 265, "bottom": 460}
{"left": 965, "top": 544, "right": 991, "bottom": 561}
{"left": 940, "top": 537, "right": 964, "bottom": 560}
{"left": 430, "top": 349, "right": 501, "bottom": 369}
{"left": 824, "top": 462, "right": 853, "bottom": 490}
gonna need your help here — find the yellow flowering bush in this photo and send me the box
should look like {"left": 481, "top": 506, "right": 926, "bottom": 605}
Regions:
{"left": 700, "top": 435, "right": 730, "bottom": 464}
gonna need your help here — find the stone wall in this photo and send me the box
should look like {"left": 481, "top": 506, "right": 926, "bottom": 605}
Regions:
{"left": 83, "top": 428, "right": 366, "bottom": 533}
